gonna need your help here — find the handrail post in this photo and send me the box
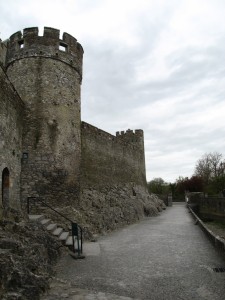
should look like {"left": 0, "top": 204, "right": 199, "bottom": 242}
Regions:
{"left": 77, "top": 232, "right": 80, "bottom": 256}
{"left": 71, "top": 222, "right": 83, "bottom": 256}
{"left": 72, "top": 222, "right": 75, "bottom": 253}
{"left": 80, "top": 226, "right": 83, "bottom": 254}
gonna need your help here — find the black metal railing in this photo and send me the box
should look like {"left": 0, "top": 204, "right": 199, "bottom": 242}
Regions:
{"left": 27, "top": 197, "right": 83, "bottom": 255}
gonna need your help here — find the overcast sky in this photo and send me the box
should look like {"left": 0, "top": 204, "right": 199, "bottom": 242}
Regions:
{"left": 1, "top": 0, "right": 225, "bottom": 183}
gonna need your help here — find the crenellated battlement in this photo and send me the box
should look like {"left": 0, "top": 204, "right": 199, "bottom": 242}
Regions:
{"left": 82, "top": 122, "right": 144, "bottom": 151}
{"left": 116, "top": 129, "right": 143, "bottom": 136}
{"left": 116, "top": 129, "right": 144, "bottom": 144}
{"left": 5, "top": 27, "right": 83, "bottom": 79}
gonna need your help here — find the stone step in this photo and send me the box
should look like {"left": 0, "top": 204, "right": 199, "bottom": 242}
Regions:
{"left": 65, "top": 236, "right": 81, "bottom": 248}
{"left": 59, "top": 231, "right": 70, "bottom": 241}
{"left": 52, "top": 227, "right": 63, "bottom": 236}
{"left": 40, "top": 218, "right": 51, "bottom": 226}
{"left": 29, "top": 214, "right": 44, "bottom": 222}
{"left": 65, "top": 235, "right": 73, "bottom": 246}
{"left": 29, "top": 214, "right": 83, "bottom": 254}
{"left": 46, "top": 223, "right": 57, "bottom": 232}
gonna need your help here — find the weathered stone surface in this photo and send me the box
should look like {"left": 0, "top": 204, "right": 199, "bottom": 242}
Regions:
{"left": 1, "top": 27, "right": 155, "bottom": 225}
{"left": 0, "top": 220, "right": 62, "bottom": 300}
{"left": 6, "top": 36, "right": 82, "bottom": 207}
{"left": 79, "top": 184, "right": 165, "bottom": 236}
{"left": 81, "top": 123, "right": 147, "bottom": 189}
{"left": 38, "top": 184, "right": 165, "bottom": 240}
{"left": 0, "top": 64, "right": 24, "bottom": 218}
{"left": 0, "top": 27, "right": 166, "bottom": 297}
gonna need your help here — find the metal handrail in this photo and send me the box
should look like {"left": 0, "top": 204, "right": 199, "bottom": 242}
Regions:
{"left": 27, "top": 197, "right": 83, "bottom": 255}
{"left": 27, "top": 196, "right": 73, "bottom": 222}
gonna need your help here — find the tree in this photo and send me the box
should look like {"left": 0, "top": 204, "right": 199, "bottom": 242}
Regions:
{"left": 195, "top": 152, "right": 223, "bottom": 181}
{"left": 147, "top": 178, "right": 168, "bottom": 195}
{"left": 175, "top": 176, "right": 188, "bottom": 195}
{"left": 176, "top": 176, "right": 203, "bottom": 194}
{"left": 194, "top": 152, "right": 225, "bottom": 194}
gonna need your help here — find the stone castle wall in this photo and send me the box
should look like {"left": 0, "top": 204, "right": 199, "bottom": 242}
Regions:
{"left": 0, "top": 27, "right": 165, "bottom": 235}
{"left": 78, "top": 122, "right": 162, "bottom": 236}
{"left": 81, "top": 122, "right": 147, "bottom": 188}
{"left": 0, "top": 64, "right": 24, "bottom": 217}
{"left": 5, "top": 27, "right": 83, "bottom": 207}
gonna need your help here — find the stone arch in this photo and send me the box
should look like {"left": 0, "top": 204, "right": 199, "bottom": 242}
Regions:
{"left": 2, "top": 167, "right": 10, "bottom": 208}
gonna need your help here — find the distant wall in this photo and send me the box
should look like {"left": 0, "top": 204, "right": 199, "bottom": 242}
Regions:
{"left": 81, "top": 122, "right": 147, "bottom": 189}
{"left": 0, "top": 65, "right": 24, "bottom": 217}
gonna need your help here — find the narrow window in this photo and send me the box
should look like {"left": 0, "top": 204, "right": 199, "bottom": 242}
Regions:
{"left": 59, "top": 42, "right": 67, "bottom": 52}
{"left": 18, "top": 40, "right": 24, "bottom": 49}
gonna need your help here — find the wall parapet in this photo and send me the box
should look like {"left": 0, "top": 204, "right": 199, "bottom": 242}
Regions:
{"left": 82, "top": 122, "right": 115, "bottom": 141}
{"left": 5, "top": 27, "right": 83, "bottom": 80}
{"left": 116, "top": 129, "right": 143, "bottom": 136}
{"left": 82, "top": 122, "right": 143, "bottom": 149}
{"left": 116, "top": 128, "right": 144, "bottom": 144}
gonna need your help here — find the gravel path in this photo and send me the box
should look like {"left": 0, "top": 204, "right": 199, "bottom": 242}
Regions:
{"left": 42, "top": 203, "right": 225, "bottom": 300}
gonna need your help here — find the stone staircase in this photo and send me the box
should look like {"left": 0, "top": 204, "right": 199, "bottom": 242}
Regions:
{"left": 28, "top": 214, "right": 81, "bottom": 254}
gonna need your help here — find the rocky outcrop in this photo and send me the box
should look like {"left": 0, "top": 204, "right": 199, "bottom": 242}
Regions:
{"left": 42, "top": 184, "right": 165, "bottom": 240}
{"left": 0, "top": 186, "right": 165, "bottom": 299}
{"left": 0, "top": 220, "right": 62, "bottom": 300}
{"left": 79, "top": 184, "right": 165, "bottom": 235}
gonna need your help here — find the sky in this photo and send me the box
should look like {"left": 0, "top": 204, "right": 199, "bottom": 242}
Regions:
{"left": 1, "top": 0, "right": 225, "bottom": 183}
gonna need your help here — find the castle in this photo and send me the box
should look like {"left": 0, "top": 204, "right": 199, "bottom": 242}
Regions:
{"left": 0, "top": 27, "right": 159, "bottom": 231}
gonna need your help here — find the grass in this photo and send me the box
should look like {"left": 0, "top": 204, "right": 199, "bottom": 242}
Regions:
{"left": 206, "top": 220, "right": 225, "bottom": 229}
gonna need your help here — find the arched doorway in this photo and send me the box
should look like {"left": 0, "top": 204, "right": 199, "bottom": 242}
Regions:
{"left": 2, "top": 168, "right": 10, "bottom": 208}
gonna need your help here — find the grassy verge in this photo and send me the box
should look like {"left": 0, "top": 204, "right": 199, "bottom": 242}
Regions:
{"left": 205, "top": 220, "right": 225, "bottom": 228}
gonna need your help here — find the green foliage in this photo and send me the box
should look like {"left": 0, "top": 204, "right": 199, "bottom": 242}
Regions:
{"left": 147, "top": 177, "right": 169, "bottom": 195}
{"left": 194, "top": 152, "right": 225, "bottom": 195}
{"left": 205, "top": 175, "right": 225, "bottom": 195}
{"left": 170, "top": 152, "right": 225, "bottom": 197}
{"left": 150, "top": 152, "right": 225, "bottom": 199}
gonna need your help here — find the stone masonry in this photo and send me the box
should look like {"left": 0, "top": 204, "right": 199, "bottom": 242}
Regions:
{"left": 0, "top": 26, "right": 165, "bottom": 236}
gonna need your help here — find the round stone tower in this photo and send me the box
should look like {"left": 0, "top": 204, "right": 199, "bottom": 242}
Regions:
{"left": 5, "top": 27, "right": 83, "bottom": 207}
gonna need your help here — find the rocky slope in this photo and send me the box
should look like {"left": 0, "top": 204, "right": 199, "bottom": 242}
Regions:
{"left": 0, "top": 219, "right": 62, "bottom": 300}
{"left": 43, "top": 185, "right": 166, "bottom": 239}
{"left": 0, "top": 187, "right": 165, "bottom": 299}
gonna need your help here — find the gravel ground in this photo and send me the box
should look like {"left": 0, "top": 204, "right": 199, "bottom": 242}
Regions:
{"left": 41, "top": 203, "right": 225, "bottom": 300}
